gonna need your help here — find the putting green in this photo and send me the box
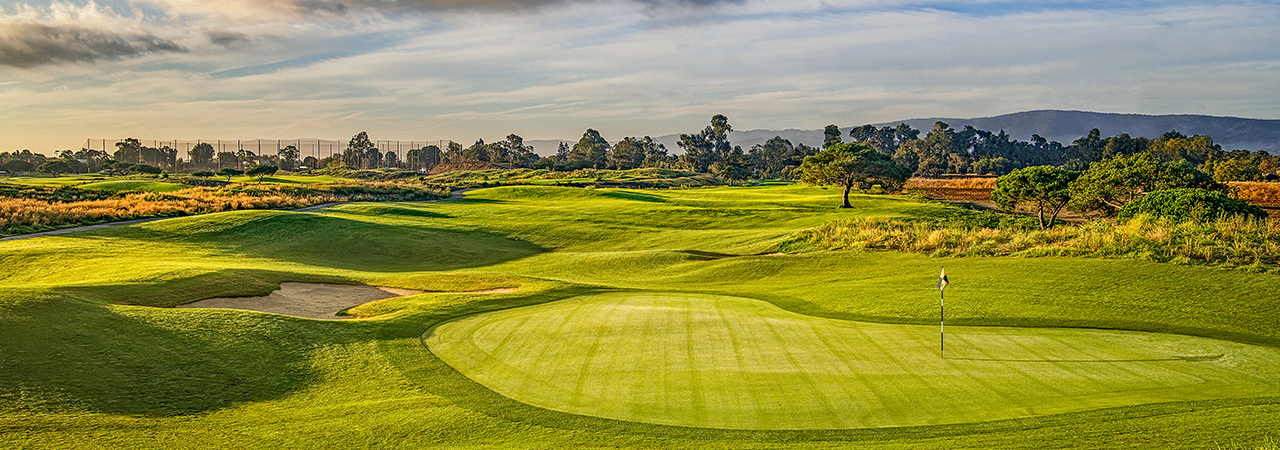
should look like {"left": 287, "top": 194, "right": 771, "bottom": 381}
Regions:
{"left": 426, "top": 292, "right": 1280, "bottom": 430}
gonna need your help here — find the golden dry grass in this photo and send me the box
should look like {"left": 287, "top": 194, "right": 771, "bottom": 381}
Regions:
{"left": 1230, "top": 182, "right": 1280, "bottom": 207}
{"left": 904, "top": 177, "right": 996, "bottom": 200}
{"left": 0, "top": 182, "right": 446, "bottom": 235}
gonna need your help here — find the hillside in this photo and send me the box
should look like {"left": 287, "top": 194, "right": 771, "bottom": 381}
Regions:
{"left": 874, "top": 110, "right": 1280, "bottom": 153}
{"left": 633, "top": 111, "right": 1280, "bottom": 155}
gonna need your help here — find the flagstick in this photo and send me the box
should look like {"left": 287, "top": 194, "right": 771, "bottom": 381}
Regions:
{"left": 940, "top": 288, "right": 945, "bottom": 358}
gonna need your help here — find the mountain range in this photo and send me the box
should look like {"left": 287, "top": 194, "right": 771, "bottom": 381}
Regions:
{"left": 532, "top": 110, "right": 1280, "bottom": 156}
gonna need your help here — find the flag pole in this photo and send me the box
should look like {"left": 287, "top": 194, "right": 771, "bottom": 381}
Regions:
{"left": 938, "top": 266, "right": 948, "bottom": 358}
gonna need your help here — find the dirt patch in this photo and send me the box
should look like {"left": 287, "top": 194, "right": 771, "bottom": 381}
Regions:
{"left": 177, "top": 282, "right": 422, "bottom": 320}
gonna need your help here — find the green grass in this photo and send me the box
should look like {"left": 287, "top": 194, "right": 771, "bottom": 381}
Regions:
{"left": 77, "top": 180, "right": 193, "bottom": 193}
{"left": 1, "top": 174, "right": 107, "bottom": 186}
{"left": 2, "top": 184, "right": 1279, "bottom": 448}
{"left": 428, "top": 291, "right": 1280, "bottom": 430}
{"left": 222, "top": 174, "right": 350, "bottom": 184}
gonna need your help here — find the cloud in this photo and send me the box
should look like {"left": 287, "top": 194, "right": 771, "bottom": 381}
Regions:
{"left": 0, "top": 22, "right": 185, "bottom": 67}
{"left": 205, "top": 30, "right": 253, "bottom": 48}
{"left": 143, "top": 0, "right": 742, "bottom": 17}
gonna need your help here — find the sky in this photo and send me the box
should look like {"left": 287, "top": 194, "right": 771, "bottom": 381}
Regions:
{"left": 1, "top": 0, "right": 1278, "bottom": 155}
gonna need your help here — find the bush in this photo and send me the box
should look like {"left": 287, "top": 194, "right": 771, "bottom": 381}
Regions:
{"left": 1118, "top": 188, "right": 1267, "bottom": 222}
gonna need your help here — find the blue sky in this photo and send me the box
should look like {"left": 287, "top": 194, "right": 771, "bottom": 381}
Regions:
{"left": 1, "top": 0, "right": 1278, "bottom": 154}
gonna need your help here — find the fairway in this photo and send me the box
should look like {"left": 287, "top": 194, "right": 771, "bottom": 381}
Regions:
{"left": 427, "top": 292, "right": 1280, "bottom": 430}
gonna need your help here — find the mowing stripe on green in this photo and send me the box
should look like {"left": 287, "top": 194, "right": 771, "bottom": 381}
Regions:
{"left": 427, "top": 292, "right": 1280, "bottom": 430}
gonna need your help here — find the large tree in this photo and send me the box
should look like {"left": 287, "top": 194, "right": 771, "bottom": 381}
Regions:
{"left": 1069, "top": 152, "right": 1222, "bottom": 216}
{"left": 344, "top": 131, "right": 376, "bottom": 168}
{"left": 277, "top": 145, "right": 300, "bottom": 171}
{"left": 799, "top": 143, "right": 911, "bottom": 208}
{"left": 823, "top": 124, "right": 842, "bottom": 149}
{"left": 246, "top": 164, "right": 279, "bottom": 183}
{"left": 189, "top": 142, "right": 215, "bottom": 170}
{"left": 990, "top": 165, "right": 1079, "bottom": 230}
{"left": 569, "top": 129, "right": 610, "bottom": 168}
{"left": 678, "top": 114, "right": 733, "bottom": 172}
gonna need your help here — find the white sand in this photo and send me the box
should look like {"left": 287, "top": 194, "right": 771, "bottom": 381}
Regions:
{"left": 177, "top": 282, "right": 421, "bottom": 320}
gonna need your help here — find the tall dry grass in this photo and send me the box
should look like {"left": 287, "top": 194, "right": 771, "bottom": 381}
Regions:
{"left": 904, "top": 177, "right": 997, "bottom": 201}
{"left": 1230, "top": 182, "right": 1280, "bottom": 207}
{"left": 0, "top": 182, "right": 447, "bottom": 236}
{"left": 904, "top": 177, "right": 998, "bottom": 190}
{"left": 789, "top": 213, "right": 1280, "bottom": 269}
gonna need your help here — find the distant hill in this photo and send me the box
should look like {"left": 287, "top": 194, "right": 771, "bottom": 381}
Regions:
{"left": 530, "top": 110, "right": 1280, "bottom": 156}
{"left": 870, "top": 110, "right": 1280, "bottom": 153}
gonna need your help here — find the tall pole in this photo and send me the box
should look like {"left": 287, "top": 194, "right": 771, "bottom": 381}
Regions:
{"left": 938, "top": 266, "right": 948, "bottom": 358}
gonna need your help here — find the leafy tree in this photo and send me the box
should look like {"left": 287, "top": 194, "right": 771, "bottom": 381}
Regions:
{"left": 823, "top": 124, "right": 842, "bottom": 149}
{"left": 1212, "top": 158, "right": 1263, "bottom": 182}
{"left": 1071, "top": 128, "right": 1105, "bottom": 163}
{"left": 217, "top": 167, "right": 243, "bottom": 181}
{"left": 799, "top": 143, "right": 911, "bottom": 208}
{"left": 570, "top": 129, "right": 610, "bottom": 168}
{"left": 301, "top": 156, "right": 318, "bottom": 170}
{"left": 460, "top": 139, "right": 490, "bottom": 162}
{"left": 344, "top": 132, "right": 376, "bottom": 168}
{"left": 1069, "top": 152, "right": 1222, "bottom": 216}
{"left": 131, "top": 164, "right": 162, "bottom": 175}
{"left": 990, "top": 166, "right": 1079, "bottom": 230}
{"left": 678, "top": 115, "right": 733, "bottom": 172}
{"left": 246, "top": 165, "right": 278, "bottom": 183}
{"left": 189, "top": 143, "right": 215, "bottom": 170}
{"left": 972, "top": 156, "right": 1013, "bottom": 176}
{"left": 114, "top": 138, "right": 142, "bottom": 163}
{"left": 1, "top": 159, "right": 34, "bottom": 173}
{"left": 503, "top": 134, "right": 540, "bottom": 167}
{"left": 1148, "top": 132, "right": 1219, "bottom": 166}
{"left": 277, "top": 145, "right": 300, "bottom": 171}
{"left": 37, "top": 160, "right": 72, "bottom": 176}
{"left": 216, "top": 151, "right": 238, "bottom": 169}
{"left": 406, "top": 145, "right": 441, "bottom": 171}
{"left": 108, "top": 161, "right": 135, "bottom": 175}
{"left": 192, "top": 171, "right": 215, "bottom": 178}
{"left": 610, "top": 137, "right": 649, "bottom": 170}
{"left": 1118, "top": 188, "right": 1266, "bottom": 222}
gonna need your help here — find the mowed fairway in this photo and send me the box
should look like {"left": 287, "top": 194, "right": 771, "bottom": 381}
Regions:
{"left": 428, "top": 292, "right": 1280, "bottom": 430}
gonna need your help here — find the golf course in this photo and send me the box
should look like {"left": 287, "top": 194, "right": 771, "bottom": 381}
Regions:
{"left": 2, "top": 183, "right": 1279, "bottom": 448}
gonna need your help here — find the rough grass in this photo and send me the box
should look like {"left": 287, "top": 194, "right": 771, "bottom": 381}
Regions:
{"left": 2, "top": 184, "right": 1279, "bottom": 448}
{"left": 0, "top": 182, "right": 447, "bottom": 236}
{"left": 784, "top": 212, "right": 1280, "bottom": 269}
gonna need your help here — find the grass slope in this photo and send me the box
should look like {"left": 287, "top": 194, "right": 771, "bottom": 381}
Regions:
{"left": 77, "top": 180, "right": 193, "bottom": 193}
{"left": 1, "top": 184, "right": 1278, "bottom": 448}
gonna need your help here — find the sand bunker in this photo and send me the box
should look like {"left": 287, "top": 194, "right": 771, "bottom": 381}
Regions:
{"left": 177, "top": 282, "right": 422, "bottom": 320}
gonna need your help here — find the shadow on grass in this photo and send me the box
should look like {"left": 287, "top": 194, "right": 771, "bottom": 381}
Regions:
{"left": 0, "top": 291, "right": 359, "bottom": 417}
{"left": 68, "top": 210, "right": 546, "bottom": 273}
{"left": 55, "top": 268, "right": 347, "bottom": 307}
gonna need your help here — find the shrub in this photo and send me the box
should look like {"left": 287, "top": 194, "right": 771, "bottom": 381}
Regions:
{"left": 1118, "top": 188, "right": 1267, "bottom": 222}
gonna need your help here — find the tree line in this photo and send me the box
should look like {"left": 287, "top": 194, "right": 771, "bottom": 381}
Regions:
{"left": 4, "top": 115, "right": 1277, "bottom": 183}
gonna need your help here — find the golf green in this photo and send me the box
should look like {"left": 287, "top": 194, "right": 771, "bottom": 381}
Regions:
{"left": 427, "top": 291, "right": 1280, "bottom": 430}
